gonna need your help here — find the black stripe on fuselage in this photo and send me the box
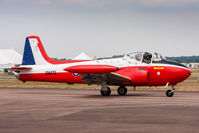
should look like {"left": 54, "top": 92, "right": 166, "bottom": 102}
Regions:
{"left": 152, "top": 59, "right": 188, "bottom": 69}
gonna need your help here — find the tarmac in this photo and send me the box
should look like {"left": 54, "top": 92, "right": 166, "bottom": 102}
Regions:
{"left": 0, "top": 88, "right": 199, "bottom": 133}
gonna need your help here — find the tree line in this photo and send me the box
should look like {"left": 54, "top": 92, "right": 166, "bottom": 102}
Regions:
{"left": 166, "top": 56, "right": 199, "bottom": 63}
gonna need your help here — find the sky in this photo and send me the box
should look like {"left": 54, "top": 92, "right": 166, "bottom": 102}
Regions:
{"left": 0, "top": 0, "right": 199, "bottom": 59}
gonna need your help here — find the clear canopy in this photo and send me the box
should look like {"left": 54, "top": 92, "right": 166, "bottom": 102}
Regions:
{"left": 127, "top": 52, "right": 164, "bottom": 63}
{"left": 153, "top": 52, "right": 164, "bottom": 61}
{"left": 128, "top": 52, "right": 143, "bottom": 61}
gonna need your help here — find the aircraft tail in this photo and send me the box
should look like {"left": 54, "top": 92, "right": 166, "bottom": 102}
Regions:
{"left": 22, "top": 36, "right": 91, "bottom": 66}
{"left": 22, "top": 36, "right": 51, "bottom": 65}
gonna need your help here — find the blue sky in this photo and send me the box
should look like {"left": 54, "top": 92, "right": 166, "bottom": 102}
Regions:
{"left": 0, "top": 0, "right": 199, "bottom": 58}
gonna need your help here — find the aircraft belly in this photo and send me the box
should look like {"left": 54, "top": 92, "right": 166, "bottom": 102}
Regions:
{"left": 18, "top": 65, "right": 190, "bottom": 87}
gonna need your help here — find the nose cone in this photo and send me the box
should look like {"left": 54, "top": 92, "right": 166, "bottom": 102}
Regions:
{"left": 178, "top": 62, "right": 191, "bottom": 80}
{"left": 179, "top": 68, "right": 191, "bottom": 82}
{"left": 168, "top": 60, "right": 191, "bottom": 81}
{"left": 185, "top": 68, "right": 191, "bottom": 78}
{"left": 159, "top": 59, "right": 191, "bottom": 84}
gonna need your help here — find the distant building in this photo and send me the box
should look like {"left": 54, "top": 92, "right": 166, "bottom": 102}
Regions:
{"left": 183, "top": 63, "right": 199, "bottom": 68}
{"left": 188, "top": 63, "right": 199, "bottom": 68}
{"left": 73, "top": 52, "right": 92, "bottom": 60}
{"left": 0, "top": 49, "right": 22, "bottom": 72}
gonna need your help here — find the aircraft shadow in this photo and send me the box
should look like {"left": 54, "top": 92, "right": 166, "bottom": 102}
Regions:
{"left": 82, "top": 93, "right": 162, "bottom": 98}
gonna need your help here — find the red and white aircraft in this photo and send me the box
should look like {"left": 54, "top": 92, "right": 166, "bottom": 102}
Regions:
{"left": 12, "top": 36, "right": 191, "bottom": 97}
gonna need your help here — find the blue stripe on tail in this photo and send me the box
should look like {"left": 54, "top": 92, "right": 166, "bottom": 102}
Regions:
{"left": 22, "top": 37, "right": 36, "bottom": 65}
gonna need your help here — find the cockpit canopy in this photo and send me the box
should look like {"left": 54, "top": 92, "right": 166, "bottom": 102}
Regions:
{"left": 127, "top": 52, "right": 165, "bottom": 64}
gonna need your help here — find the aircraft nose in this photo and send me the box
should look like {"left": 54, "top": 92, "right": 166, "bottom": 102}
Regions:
{"left": 179, "top": 62, "right": 191, "bottom": 77}
{"left": 181, "top": 68, "right": 191, "bottom": 81}
{"left": 187, "top": 69, "right": 191, "bottom": 76}
{"left": 186, "top": 69, "right": 191, "bottom": 77}
{"left": 174, "top": 62, "right": 191, "bottom": 79}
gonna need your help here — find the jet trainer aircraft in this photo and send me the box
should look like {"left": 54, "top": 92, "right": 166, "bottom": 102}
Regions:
{"left": 12, "top": 36, "right": 191, "bottom": 97}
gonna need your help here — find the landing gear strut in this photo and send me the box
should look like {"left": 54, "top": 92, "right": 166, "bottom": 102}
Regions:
{"left": 117, "top": 86, "right": 127, "bottom": 96}
{"left": 100, "top": 80, "right": 111, "bottom": 96}
{"left": 166, "top": 86, "right": 175, "bottom": 97}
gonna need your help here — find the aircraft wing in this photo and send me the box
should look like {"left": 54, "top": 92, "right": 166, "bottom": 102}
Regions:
{"left": 64, "top": 65, "right": 131, "bottom": 85}
{"left": 106, "top": 73, "right": 131, "bottom": 84}
{"left": 81, "top": 73, "right": 131, "bottom": 85}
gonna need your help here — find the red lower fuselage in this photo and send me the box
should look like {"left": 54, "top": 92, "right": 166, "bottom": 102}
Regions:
{"left": 19, "top": 65, "right": 191, "bottom": 86}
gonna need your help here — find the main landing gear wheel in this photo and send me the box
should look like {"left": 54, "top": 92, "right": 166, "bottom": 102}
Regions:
{"left": 166, "top": 86, "right": 175, "bottom": 97}
{"left": 100, "top": 87, "right": 111, "bottom": 96}
{"left": 166, "top": 90, "right": 174, "bottom": 97}
{"left": 117, "top": 86, "right": 127, "bottom": 96}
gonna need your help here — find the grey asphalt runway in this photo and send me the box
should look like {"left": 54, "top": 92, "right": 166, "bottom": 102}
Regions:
{"left": 0, "top": 88, "right": 199, "bottom": 133}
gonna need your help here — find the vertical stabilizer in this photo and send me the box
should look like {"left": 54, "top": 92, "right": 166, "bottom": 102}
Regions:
{"left": 22, "top": 36, "right": 90, "bottom": 66}
{"left": 22, "top": 36, "right": 49, "bottom": 65}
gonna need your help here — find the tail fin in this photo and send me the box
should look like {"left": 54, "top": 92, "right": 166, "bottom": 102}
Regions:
{"left": 22, "top": 36, "right": 50, "bottom": 65}
{"left": 22, "top": 36, "right": 91, "bottom": 66}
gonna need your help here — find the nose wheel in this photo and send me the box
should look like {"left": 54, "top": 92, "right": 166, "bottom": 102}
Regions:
{"left": 166, "top": 86, "right": 175, "bottom": 97}
{"left": 117, "top": 86, "right": 127, "bottom": 96}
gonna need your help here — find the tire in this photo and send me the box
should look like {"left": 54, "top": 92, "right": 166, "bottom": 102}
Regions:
{"left": 101, "top": 87, "right": 111, "bottom": 96}
{"left": 117, "top": 86, "right": 127, "bottom": 96}
{"left": 166, "top": 90, "right": 174, "bottom": 97}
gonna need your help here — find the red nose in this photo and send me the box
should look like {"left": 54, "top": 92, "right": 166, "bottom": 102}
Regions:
{"left": 187, "top": 69, "right": 191, "bottom": 76}
{"left": 181, "top": 68, "right": 191, "bottom": 82}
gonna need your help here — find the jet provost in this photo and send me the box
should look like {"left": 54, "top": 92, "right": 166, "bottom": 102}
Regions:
{"left": 12, "top": 36, "right": 191, "bottom": 97}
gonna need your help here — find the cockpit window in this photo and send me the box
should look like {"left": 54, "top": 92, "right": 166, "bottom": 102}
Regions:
{"left": 128, "top": 52, "right": 142, "bottom": 61}
{"left": 128, "top": 52, "right": 164, "bottom": 64}
{"left": 135, "top": 53, "right": 142, "bottom": 61}
{"left": 142, "top": 52, "right": 152, "bottom": 64}
{"left": 153, "top": 53, "right": 163, "bottom": 62}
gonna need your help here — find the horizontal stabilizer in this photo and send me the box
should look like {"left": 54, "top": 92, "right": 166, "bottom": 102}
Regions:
{"left": 64, "top": 65, "right": 119, "bottom": 74}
